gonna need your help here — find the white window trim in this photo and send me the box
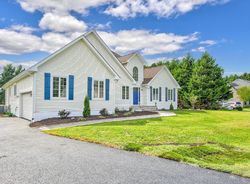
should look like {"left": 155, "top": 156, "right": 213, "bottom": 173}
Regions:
{"left": 167, "top": 89, "right": 173, "bottom": 101}
{"left": 122, "top": 86, "right": 129, "bottom": 100}
{"left": 14, "top": 84, "right": 17, "bottom": 96}
{"left": 92, "top": 79, "right": 105, "bottom": 100}
{"left": 51, "top": 76, "right": 68, "bottom": 99}
{"left": 152, "top": 87, "right": 159, "bottom": 101}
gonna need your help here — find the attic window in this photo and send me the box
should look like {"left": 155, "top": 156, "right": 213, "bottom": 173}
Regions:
{"left": 133, "top": 67, "right": 138, "bottom": 81}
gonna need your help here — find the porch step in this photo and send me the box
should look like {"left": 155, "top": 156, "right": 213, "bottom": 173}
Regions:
{"left": 133, "top": 105, "right": 157, "bottom": 112}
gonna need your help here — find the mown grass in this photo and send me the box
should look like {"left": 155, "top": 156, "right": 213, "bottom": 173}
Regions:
{"left": 45, "top": 110, "right": 250, "bottom": 177}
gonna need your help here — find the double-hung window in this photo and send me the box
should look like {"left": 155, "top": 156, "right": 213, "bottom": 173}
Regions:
{"left": 14, "top": 85, "right": 17, "bottom": 96}
{"left": 168, "top": 89, "right": 173, "bottom": 100}
{"left": 152, "top": 88, "right": 158, "bottom": 100}
{"left": 122, "top": 86, "right": 129, "bottom": 99}
{"left": 94, "top": 80, "right": 104, "bottom": 99}
{"left": 53, "top": 77, "right": 67, "bottom": 98}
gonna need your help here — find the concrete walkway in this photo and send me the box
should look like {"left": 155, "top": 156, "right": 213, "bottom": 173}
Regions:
{"left": 39, "top": 111, "right": 176, "bottom": 130}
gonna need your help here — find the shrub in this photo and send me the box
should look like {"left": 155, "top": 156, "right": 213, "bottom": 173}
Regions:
{"left": 83, "top": 96, "right": 90, "bottom": 117}
{"left": 3, "top": 112, "right": 14, "bottom": 117}
{"left": 170, "top": 103, "right": 174, "bottom": 111}
{"left": 58, "top": 109, "right": 70, "bottom": 119}
{"left": 124, "top": 143, "right": 143, "bottom": 152}
{"left": 236, "top": 106, "right": 243, "bottom": 111}
{"left": 114, "top": 107, "right": 120, "bottom": 114}
{"left": 100, "top": 108, "right": 109, "bottom": 116}
{"left": 129, "top": 106, "right": 134, "bottom": 112}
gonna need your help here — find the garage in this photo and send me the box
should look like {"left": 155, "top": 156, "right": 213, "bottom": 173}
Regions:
{"left": 21, "top": 92, "right": 33, "bottom": 120}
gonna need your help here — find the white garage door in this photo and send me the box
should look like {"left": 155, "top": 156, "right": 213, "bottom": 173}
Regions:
{"left": 21, "top": 92, "right": 33, "bottom": 120}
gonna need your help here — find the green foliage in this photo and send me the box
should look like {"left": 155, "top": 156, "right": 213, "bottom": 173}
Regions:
{"left": 236, "top": 106, "right": 243, "bottom": 111}
{"left": 0, "top": 64, "right": 24, "bottom": 104}
{"left": 169, "top": 103, "right": 174, "bottom": 110}
{"left": 189, "top": 53, "right": 231, "bottom": 109}
{"left": 237, "top": 86, "right": 250, "bottom": 103}
{"left": 124, "top": 143, "right": 143, "bottom": 152}
{"left": 58, "top": 109, "right": 70, "bottom": 119}
{"left": 225, "top": 73, "right": 250, "bottom": 83}
{"left": 3, "top": 111, "right": 14, "bottom": 117}
{"left": 99, "top": 108, "right": 109, "bottom": 116}
{"left": 83, "top": 96, "right": 90, "bottom": 117}
{"left": 114, "top": 107, "right": 120, "bottom": 114}
{"left": 147, "top": 53, "right": 232, "bottom": 109}
{"left": 189, "top": 94, "right": 198, "bottom": 109}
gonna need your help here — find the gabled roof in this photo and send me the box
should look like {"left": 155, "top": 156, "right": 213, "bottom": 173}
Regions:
{"left": 232, "top": 79, "right": 250, "bottom": 89}
{"left": 143, "top": 66, "right": 163, "bottom": 84}
{"left": 85, "top": 31, "right": 135, "bottom": 82}
{"left": 113, "top": 52, "right": 135, "bottom": 64}
{"left": 143, "top": 65, "right": 180, "bottom": 88}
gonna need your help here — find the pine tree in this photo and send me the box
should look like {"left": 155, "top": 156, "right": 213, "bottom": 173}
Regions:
{"left": 0, "top": 64, "right": 24, "bottom": 104}
{"left": 189, "top": 52, "right": 231, "bottom": 109}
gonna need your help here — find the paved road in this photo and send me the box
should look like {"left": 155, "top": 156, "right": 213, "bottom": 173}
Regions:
{"left": 0, "top": 118, "right": 249, "bottom": 184}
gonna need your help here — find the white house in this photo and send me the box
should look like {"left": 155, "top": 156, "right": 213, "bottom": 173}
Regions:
{"left": 2, "top": 30, "right": 180, "bottom": 121}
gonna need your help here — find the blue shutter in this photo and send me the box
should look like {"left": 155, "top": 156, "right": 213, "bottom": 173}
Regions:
{"left": 173, "top": 88, "right": 176, "bottom": 102}
{"left": 165, "top": 87, "right": 168, "bottom": 101}
{"left": 68, "top": 75, "right": 74, "bottom": 100}
{"left": 44, "top": 73, "right": 51, "bottom": 100}
{"left": 159, "top": 87, "right": 162, "bottom": 101}
{"left": 87, "top": 77, "right": 92, "bottom": 100}
{"left": 105, "top": 79, "right": 110, "bottom": 101}
{"left": 150, "top": 86, "right": 152, "bottom": 101}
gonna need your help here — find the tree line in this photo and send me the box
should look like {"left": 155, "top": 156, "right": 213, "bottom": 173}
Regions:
{"left": 147, "top": 52, "right": 248, "bottom": 109}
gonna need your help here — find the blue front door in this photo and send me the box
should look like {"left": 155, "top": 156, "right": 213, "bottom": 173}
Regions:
{"left": 133, "top": 88, "right": 140, "bottom": 105}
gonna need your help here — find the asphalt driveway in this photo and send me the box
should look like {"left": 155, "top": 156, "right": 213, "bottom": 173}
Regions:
{"left": 0, "top": 118, "right": 249, "bottom": 184}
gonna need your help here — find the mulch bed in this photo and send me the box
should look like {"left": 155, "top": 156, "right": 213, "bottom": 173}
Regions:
{"left": 29, "top": 111, "right": 158, "bottom": 128}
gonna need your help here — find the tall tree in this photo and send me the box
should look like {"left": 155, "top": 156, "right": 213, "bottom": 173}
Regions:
{"left": 189, "top": 52, "right": 231, "bottom": 108}
{"left": 0, "top": 64, "right": 24, "bottom": 104}
{"left": 174, "top": 55, "right": 194, "bottom": 108}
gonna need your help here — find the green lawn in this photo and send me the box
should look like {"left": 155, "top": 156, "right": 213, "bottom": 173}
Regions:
{"left": 45, "top": 110, "right": 250, "bottom": 177}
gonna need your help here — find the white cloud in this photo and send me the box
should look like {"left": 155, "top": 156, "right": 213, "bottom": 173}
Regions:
{"left": 105, "top": 0, "right": 230, "bottom": 18}
{"left": 39, "top": 13, "right": 87, "bottom": 33}
{"left": 17, "top": 0, "right": 113, "bottom": 14}
{"left": 192, "top": 46, "right": 206, "bottom": 52}
{"left": 93, "top": 21, "right": 112, "bottom": 30}
{"left": 0, "top": 28, "right": 81, "bottom": 55}
{"left": 0, "top": 29, "right": 42, "bottom": 54}
{"left": 146, "top": 56, "right": 184, "bottom": 65}
{"left": 200, "top": 40, "right": 217, "bottom": 46}
{"left": 9, "top": 24, "right": 38, "bottom": 34}
{"left": 17, "top": 0, "right": 230, "bottom": 18}
{"left": 99, "top": 29, "right": 198, "bottom": 55}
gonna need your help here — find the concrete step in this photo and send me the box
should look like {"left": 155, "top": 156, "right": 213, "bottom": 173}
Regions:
{"left": 133, "top": 105, "right": 157, "bottom": 112}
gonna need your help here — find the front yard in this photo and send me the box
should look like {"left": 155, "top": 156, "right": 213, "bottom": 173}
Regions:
{"left": 45, "top": 109, "right": 250, "bottom": 177}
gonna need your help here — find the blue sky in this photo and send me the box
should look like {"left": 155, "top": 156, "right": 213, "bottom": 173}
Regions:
{"left": 0, "top": 0, "right": 249, "bottom": 75}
